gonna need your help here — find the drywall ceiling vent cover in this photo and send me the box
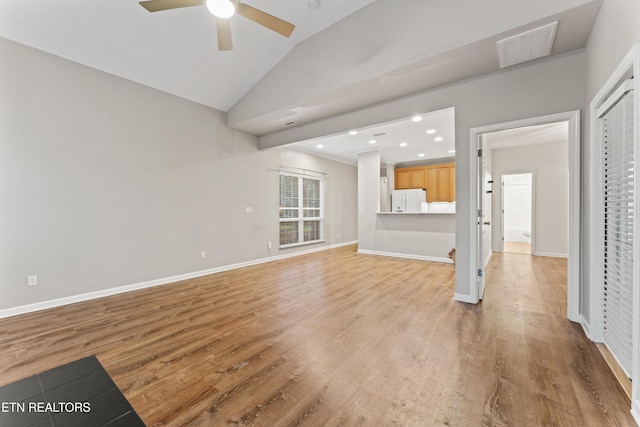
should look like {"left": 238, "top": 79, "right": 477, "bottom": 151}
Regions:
{"left": 496, "top": 21, "right": 558, "bottom": 69}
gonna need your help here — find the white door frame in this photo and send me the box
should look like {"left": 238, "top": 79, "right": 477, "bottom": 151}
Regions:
{"left": 468, "top": 110, "right": 581, "bottom": 323}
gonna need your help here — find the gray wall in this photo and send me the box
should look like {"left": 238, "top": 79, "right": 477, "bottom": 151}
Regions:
{"left": 254, "top": 51, "right": 586, "bottom": 298}
{"left": 491, "top": 142, "right": 569, "bottom": 257}
{"left": 0, "top": 38, "right": 358, "bottom": 311}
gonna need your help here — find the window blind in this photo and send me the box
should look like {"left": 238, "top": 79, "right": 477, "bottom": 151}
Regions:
{"left": 600, "top": 82, "right": 635, "bottom": 377}
{"left": 279, "top": 173, "right": 324, "bottom": 247}
{"left": 279, "top": 175, "right": 300, "bottom": 246}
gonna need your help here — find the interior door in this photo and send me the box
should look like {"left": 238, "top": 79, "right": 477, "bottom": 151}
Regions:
{"left": 477, "top": 138, "right": 486, "bottom": 300}
{"left": 482, "top": 170, "right": 492, "bottom": 278}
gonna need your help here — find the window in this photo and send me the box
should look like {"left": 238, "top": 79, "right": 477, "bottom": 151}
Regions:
{"left": 279, "top": 173, "right": 324, "bottom": 247}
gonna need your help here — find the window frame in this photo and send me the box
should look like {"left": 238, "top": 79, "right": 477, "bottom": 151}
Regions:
{"left": 278, "top": 172, "right": 325, "bottom": 248}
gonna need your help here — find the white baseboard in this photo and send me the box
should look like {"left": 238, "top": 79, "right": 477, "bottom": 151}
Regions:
{"left": 533, "top": 251, "right": 568, "bottom": 258}
{"left": 580, "top": 314, "right": 593, "bottom": 340}
{"left": 454, "top": 293, "right": 476, "bottom": 304}
{"left": 277, "top": 240, "right": 357, "bottom": 260}
{"left": 0, "top": 240, "right": 358, "bottom": 320}
{"left": 356, "top": 249, "right": 453, "bottom": 264}
{"left": 632, "top": 398, "right": 640, "bottom": 427}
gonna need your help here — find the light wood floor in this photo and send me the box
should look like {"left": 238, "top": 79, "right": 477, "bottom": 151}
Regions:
{"left": 503, "top": 241, "right": 531, "bottom": 254}
{"left": 0, "top": 246, "right": 635, "bottom": 426}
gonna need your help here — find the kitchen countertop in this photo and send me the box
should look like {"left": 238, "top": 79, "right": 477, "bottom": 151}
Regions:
{"left": 377, "top": 212, "right": 455, "bottom": 215}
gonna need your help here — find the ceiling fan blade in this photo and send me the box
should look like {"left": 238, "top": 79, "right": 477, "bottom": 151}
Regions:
{"left": 216, "top": 18, "right": 233, "bottom": 51}
{"left": 139, "top": 0, "right": 205, "bottom": 12}
{"left": 237, "top": 2, "right": 295, "bottom": 37}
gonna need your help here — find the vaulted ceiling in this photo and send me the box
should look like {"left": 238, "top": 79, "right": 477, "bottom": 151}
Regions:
{"left": 0, "top": 0, "right": 375, "bottom": 112}
{"left": 1, "top": 0, "right": 602, "bottom": 141}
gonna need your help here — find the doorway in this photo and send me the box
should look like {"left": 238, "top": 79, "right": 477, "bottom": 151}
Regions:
{"left": 468, "top": 110, "right": 580, "bottom": 322}
{"left": 502, "top": 173, "right": 533, "bottom": 255}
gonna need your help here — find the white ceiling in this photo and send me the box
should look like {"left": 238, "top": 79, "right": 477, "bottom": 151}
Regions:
{"left": 291, "top": 107, "right": 455, "bottom": 165}
{"left": 0, "top": 0, "right": 375, "bottom": 112}
{"left": 0, "top": 0, "right": 602, "bottom": 148}
{"left": 484, "top": 122, "right": 569, "bottom": 150}
{"left": 290, "top": 109, "right": 570, "bottom": 166}
{"left": 233, "top": 0, "right": 603, "bottom": 137}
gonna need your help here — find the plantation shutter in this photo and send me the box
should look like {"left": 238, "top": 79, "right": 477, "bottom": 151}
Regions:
{"left": 599, "top": 80, "right": 635, "bottom": 377}
{"left": 279, "top": 172, "right": 324, "bottom": 247}
{"left": 279, "top": 175, "right": 300, "bottom": 246}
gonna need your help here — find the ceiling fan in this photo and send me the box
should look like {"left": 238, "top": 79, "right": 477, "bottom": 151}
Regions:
{"left": 138, "top": 0, "right": 295, "bottom": 51}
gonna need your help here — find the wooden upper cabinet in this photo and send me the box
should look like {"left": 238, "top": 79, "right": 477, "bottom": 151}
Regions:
{"left": 425, "top": 168, "right": 438, "bottom": 202}
{"left": 435, "top": 168, "right": 450, "bottom": 202}
{"left": 395, "top": 168, "right": 425, "bottom": 190}
{"left": 396, "top": 163, "right": 455, "bottom": 202}
{"left": 410, "top": 169, "right": 426, "bottom": 189}
{"left": 396, "top": 169, "right": 412, "bottom": 189}
{"left": 449, "top": 166, "right": 456, "bottom": 201}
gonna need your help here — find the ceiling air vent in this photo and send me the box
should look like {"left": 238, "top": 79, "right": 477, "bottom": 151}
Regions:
{"left": 282, "top": 120, "right": 298, "bottom": 127}
{"left": 496, "top": 21, "right": 558, "bottom": 69}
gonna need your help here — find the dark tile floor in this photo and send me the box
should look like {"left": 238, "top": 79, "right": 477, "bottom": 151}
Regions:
{"left": 0, "top": 356, "right": 145, "bottom": 427}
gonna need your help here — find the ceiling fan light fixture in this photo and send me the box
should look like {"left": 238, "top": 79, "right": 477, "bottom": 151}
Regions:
{"left": 206, "top": 0, "right": 235, "bottom": 18}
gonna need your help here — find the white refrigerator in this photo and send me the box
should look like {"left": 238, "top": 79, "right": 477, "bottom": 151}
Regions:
{"left": 391, "top": 189, "right": 426, "bottom": 213}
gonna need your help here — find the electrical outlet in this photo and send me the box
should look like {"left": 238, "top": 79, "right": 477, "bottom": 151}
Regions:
{"left": 28, "top": 275, "right": 38, "bottom": 287}
{"left": 245, "top": 207, "right": 253, "bottom": 214}
{"left": 267, "top": 242, "right": 272, "bottom": 250}
{"left": 200, "top": 251, "right": 206, "bottom": 259}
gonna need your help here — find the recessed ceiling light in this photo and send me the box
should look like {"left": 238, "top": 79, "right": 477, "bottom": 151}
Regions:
{"left": 434, "top": 137, "right": 444, "bottom": 142}
{"left": 348, "top": 130, "right": 358, "bottom": 135}
{"left": 369, "top": 140, "right": 377, "bottom": 144}
{"left": 426, "top": 129, "right": 436, "bottom": 134}
{"left": 399, "top": 142, "right": 408, "bottom": 147}
{"left": 316, "top": 144, "right": 324, "bottom": 149}
{"left": 411, "top": 116, "right": 423, "bottom": 122}
{"left": 418, "top": 153, "right": 425, "bottom": 157}
{"left": 448, "top": 149, "right": 456, "bottom": 153}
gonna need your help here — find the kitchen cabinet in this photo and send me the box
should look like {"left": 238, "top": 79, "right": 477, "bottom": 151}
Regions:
{"left": 395, "top": 163, "right": 455, "bottom": 202}
{"left": 426, "top": 166, "right": 452, "bottom": 202}
{"left": 395, "top": 168, "right": 425, "bottom": 189}
{"left": 449, "top": 165, "right": 456, "bottom": 201}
